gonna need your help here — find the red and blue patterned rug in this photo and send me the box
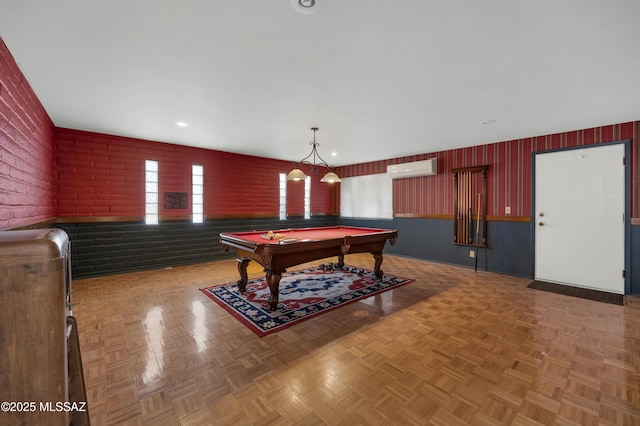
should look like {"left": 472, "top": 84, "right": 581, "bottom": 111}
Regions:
{"left": 200, "top": 264, "right": 414, "bottom": 336}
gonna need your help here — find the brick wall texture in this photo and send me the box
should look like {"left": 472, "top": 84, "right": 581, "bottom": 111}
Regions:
{"left": 55, "top": 128, "right": 338, "bottom": 219}
{"left": 1, "top": 38, "right": 338, "bottom": 229}
{"left": 2, "top": 36, "right": 638, "bottom": 229}
{"left": 0, "top": 38, "right": 56, "bottom": 228}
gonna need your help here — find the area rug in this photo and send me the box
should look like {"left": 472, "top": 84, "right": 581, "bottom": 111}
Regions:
{"left": 200, "top": 264, "right": 415, "bottom": 336}
{"left": 527, "top": 280, "right": 624, "bottom": 305}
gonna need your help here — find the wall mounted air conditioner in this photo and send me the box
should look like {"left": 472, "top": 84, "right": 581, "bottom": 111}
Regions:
{"left": 386, "top": 158, "right": 437, "bottom": 179}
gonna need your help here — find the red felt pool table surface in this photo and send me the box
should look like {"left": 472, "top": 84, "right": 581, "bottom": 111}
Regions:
{"left": 222, "top": 225, "right": 391, "bottom": 244}
{"left": 219, "top": 226, "right": 398, "bottom": 311}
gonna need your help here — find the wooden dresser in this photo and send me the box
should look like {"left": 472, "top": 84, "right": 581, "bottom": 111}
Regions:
{"left": 0, "top": 229, "right": 89, "bottom": 425}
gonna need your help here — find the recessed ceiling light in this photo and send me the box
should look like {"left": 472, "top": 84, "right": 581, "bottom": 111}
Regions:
{"left": 175, "top": 121, "right": 188, "bottom": 127}
{"left": 291, "top": 0, "right": 320, "bottom": 14}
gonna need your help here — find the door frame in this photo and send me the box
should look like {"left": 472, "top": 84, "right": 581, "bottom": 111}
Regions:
{"left": 530, "top": 139, "right": 631, "bottom": 294}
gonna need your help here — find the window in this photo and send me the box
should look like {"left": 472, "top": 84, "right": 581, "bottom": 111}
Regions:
{"left": 452, "top": 165, "right": 488, "bottom": 245}
{"left": 304, "top": 176, "right": 311, "bottom": 219}
{"left": 192, "top": 164, "right": 204, "bottom": 223}
{"left": 279, "top": 173, "right": 287, "bottom": 220}
{"left": 279, "top": 173, "right": 310, "bottom": 219}
{"left": 145, "top": 160, "right": 159, "bottom": 225}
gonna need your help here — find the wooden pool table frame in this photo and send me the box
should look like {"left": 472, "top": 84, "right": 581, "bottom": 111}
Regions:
{"left": 219, "top": 226, "right": 398, "bottom": 311}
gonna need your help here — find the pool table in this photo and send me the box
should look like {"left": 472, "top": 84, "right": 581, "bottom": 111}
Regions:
{"left": 220, "top": 226, "right": 398, "bottom": 311}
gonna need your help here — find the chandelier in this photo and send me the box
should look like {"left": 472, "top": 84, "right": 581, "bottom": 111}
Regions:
{"left": 286, "top": 127, "right": 341, "bottom": 183}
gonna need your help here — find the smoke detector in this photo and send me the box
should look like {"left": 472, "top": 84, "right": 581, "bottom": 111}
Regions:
{"left": 291, "top": 0, "right": 320, "bottom": 14}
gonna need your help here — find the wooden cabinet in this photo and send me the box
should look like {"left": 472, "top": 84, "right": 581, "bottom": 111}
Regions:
{"left": 0, "top": 229, "right": 89, "bottom": 425}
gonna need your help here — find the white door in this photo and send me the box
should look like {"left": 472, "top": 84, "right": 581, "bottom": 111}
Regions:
{"left": 534, "top": 144, "right": 625, "bottom": 294}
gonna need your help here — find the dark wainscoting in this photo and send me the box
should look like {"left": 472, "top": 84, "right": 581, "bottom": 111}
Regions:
{"left": 55, "top": 216, "right": 640, "bottom": 295}
{"left": 56, "top": 216, "right": 339, "bottom": 279}
{"left": 340, "top": 217, "right": 532, "bottom": 278}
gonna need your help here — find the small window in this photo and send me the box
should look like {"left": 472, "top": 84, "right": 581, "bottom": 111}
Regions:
{"left": 279, "top": 173, "right": 287, "bottom": 220}
{"left": 192, "top": 164, "right": 204, "bottom": 223}
{"left": 145, "top": 160, "right": 159, "bottom": 225}
{"left": 304, "top": 176, "right": 311, "bottom": 219}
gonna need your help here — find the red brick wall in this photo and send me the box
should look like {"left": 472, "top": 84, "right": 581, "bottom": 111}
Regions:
{"left": 0, "top": 38, "right": 56, "bottom": 229}
{"left": 56, "top": 128, "right": 338, "bottom": 219}
{"left": 4, "top": 35, "right": 637, "bottom": 226}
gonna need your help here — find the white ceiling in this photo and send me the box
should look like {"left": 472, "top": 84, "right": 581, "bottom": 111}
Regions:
{"left": 1, "top": 0, "right": 639, "bottom": 166}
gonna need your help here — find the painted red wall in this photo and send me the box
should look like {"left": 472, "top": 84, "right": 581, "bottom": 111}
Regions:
{"left": 337, "top": 121, "right": 639, "bottom": 219}
{"left": 55, "top": 128, "right": 338, "bottom": 219}
{"left": 3, "top": 36, "right": 638, "bottom": 227}
{"left": 0, "top": 38, "right": 56, "bottom": 229}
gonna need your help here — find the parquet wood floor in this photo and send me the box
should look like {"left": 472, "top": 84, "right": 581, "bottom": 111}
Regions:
{"left": 72, "top": 254, "right": 640, "bottom": 425}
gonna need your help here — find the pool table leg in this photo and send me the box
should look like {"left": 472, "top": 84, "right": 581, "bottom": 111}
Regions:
{"left": 236, "top": 258, "right": 251, "bottom": 292}
{"left": 372, "top": 251, "right": 384, "bottom": 279}
{"left": 337, "top": 254, "right": 345, "bottom": 269}
{"left": 265, "top": 271, "right": 282, "bottom": 311}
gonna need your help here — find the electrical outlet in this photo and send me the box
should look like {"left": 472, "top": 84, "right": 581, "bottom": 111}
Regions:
{"left": 505, "top": 206, "right": 511, "bottom": 215}
{"left": 470, "top": 250, "right": 475, "bottom": 258}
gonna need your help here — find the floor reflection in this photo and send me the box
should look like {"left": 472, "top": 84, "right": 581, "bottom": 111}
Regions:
{"left": 191, "top": 300, "right": 208, "bottom": 352}
{"left": 142, "top": 306, "right": 164, "bottom": 384}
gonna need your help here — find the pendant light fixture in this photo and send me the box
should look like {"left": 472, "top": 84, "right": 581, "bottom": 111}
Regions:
{"left": 286, "top": 127, "right": 341, "bottom": 183}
